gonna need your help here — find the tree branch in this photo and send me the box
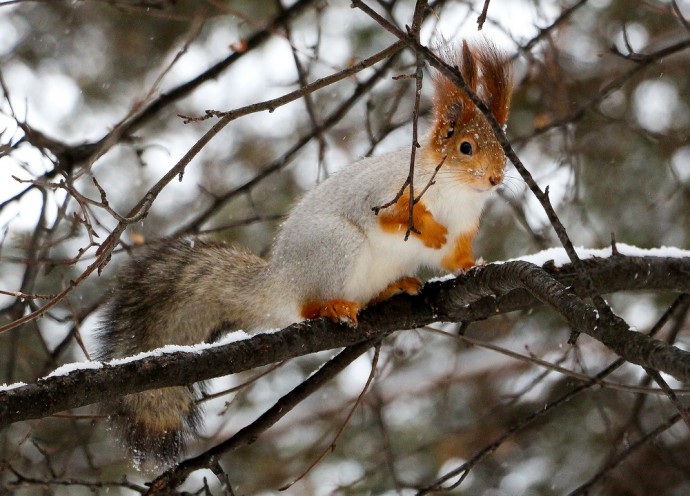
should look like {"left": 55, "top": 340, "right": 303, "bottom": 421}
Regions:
{"left": 146, "top": 337, "right": 381, "bottom": 494}
{"left": 1, "top": 255, "right": 688, "bottom": 429}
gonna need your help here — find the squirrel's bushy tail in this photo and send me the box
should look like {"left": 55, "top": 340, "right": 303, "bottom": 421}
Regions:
{"left": 105, "top": 386, "right": 203, "bottom": 468}
{"left": 96, "top": 238, "right": 269, "bottom": 467}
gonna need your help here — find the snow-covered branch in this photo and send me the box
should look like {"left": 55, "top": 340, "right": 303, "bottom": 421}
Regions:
{"left": 2, "top": 251, "right": 688, "bottom": 430}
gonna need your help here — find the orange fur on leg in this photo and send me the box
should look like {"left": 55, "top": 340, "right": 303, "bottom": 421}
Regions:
{"left": 441, "top": 229, "right": 477, "bottom": 272}
{"left": 301, "top": 299, "right": 361, "bottom": 327}
{"left": 367, "top": 276, "right": 422, "bottom": 306}
{"left": 378, "top": 195, "right": 448, "bottom": 249}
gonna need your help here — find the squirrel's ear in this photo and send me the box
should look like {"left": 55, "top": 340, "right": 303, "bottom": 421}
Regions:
{"left": 432, "top": 39, "right": 513, "bottom": 128}
{"left": 441, "top": 101, "right": 462, "bottom": 138}
{"left": 475, "top": 41, "right": 513, "bottom": 127}
{"left": 432, "top": 40, "right": 477, "bottom": 130}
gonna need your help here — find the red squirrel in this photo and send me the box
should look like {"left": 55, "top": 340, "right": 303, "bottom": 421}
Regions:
{"left": 97, "top": 40, "right": 513, "bottom": 467}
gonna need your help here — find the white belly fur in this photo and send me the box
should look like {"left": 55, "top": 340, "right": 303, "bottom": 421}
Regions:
{"left": 344, "top": 184, "right": 489, "bottom": 303}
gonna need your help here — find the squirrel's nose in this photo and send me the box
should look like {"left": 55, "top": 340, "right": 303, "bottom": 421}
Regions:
{"left": 489, "top": 175, "right": 502, "bottom": 186}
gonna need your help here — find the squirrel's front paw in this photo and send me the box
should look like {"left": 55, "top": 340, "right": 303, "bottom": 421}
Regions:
{"left": 441, "top": 232, "right": 476, "bottom": 272}
{"left": 453, "top": 258, "right": 476, "bottom": 273}
{"left": 301, "top": 299, "right": 361, "bottom": 327}
{"left": 418, "top": 223, "right": 448, "bottom": 250}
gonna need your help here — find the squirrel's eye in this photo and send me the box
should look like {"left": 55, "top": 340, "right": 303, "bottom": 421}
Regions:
{"left": 459, "top": 141, "right": 473, "bottom": 155}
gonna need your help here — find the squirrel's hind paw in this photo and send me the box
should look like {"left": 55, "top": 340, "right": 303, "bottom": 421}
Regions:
{"left": 368, "top": 276, "right": 423, "bottom": 306}
{"left": 301, "top": 299, "right": 361, "bottom": 327}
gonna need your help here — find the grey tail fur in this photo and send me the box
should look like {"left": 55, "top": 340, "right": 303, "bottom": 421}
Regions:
{"left": 96, "top": 237, "right": 268, "bottom": 467}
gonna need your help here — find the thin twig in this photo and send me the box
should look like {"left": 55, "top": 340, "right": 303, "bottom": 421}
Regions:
{"left": 370, "top": 0, "right": 429, "bottom": 239}
{"left": 671, "top": 0, "right": 690, "bottom": 31}
{"left": 476, "top": 0, "right": 491, "bottom": 30}
{"left": 423, "top": 326, "right": 690, "bottom": 396}
{"left": 279, "top": 344, "right": 381, "bottom": 490}
{"left": 566, "top": 408, "right": 689, "bottom": 496}
{"left": 644, "top": 367, "right": 690, "bottom": 429}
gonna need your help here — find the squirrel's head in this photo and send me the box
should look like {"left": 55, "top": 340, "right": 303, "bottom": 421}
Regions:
{"left": 427, "top": 40, "right": 513, "bottom": 192}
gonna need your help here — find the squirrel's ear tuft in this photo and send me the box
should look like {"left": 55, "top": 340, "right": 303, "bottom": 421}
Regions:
{"left": 474, "top": 41, "right": 513, "bottom": 127}
{"left": 432, "top": 39, "right": 513, "bottom": 128}
{"left": 432, "top": 40, "right": 477, "bottom": 129}
{"left": 460, "top": 40, "right": 479, "bottom": 92}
